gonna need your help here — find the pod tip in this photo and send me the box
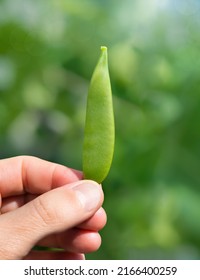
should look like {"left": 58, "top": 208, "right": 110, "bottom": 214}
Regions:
{"left": 101, "top": 46, "right": 107, "bottom": 52}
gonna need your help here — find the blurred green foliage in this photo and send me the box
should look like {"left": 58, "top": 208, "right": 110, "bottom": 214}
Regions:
{"left": 1, "top": 0, "right": 200, "bottom": 259}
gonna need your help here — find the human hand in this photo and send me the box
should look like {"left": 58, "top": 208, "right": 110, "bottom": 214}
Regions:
{"left": 0, "top": 156, "right": 106, "bottom": 260}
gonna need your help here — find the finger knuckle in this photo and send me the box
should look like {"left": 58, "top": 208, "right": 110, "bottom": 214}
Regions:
{"left": 32, "top": 196, "right": 57, "bottom": 227}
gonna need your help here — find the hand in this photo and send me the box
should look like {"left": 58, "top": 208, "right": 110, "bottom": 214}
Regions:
{"left": 0, "top": 156, "right": 106, "bottom": 260}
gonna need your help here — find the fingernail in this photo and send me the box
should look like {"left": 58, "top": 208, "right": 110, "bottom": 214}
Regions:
{"left": 73, "top": 181, "right": 101, "bottom": 211}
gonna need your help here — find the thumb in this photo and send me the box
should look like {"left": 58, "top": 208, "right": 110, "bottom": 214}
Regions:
{"left": 0, "top": 180, "right": 103, "bottom": 259}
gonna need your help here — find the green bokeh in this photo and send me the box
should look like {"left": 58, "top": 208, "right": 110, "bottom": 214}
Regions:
{"left": 1, "top": 0, "right": 200, "bottom": 259}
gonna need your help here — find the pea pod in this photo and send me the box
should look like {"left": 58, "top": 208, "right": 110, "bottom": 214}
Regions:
{"left": 83, "top": 46, "right": 115, "bottom": 183}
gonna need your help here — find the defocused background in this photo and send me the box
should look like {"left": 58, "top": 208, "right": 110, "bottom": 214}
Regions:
{"left": 1, "top": 0, "right": 200, "bottom": 259}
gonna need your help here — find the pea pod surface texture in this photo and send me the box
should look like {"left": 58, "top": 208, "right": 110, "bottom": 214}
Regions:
{"left": 83, "top": 46, "right": 115, "bottom": 183}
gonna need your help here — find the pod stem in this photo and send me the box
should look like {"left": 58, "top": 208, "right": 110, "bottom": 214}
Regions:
{"left": 101, "top": 46, "right": 107, "bottom": 52}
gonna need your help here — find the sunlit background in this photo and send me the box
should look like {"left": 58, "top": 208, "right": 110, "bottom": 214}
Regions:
{"left": 1, "top": 0, "right": 200, "bottom": 259}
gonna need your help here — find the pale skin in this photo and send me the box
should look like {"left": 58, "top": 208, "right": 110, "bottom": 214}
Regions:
{"left": 0, "top": 156, "right": 106, "bottom": 260}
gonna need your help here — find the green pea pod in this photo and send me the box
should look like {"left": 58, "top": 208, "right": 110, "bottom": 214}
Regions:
{"left": 83, "top": 46, "right": 115, "bottom": 183}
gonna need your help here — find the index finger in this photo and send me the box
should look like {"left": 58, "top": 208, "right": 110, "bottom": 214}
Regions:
{"left": 0, "top": 156, "right": 82, "bottom": 198}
